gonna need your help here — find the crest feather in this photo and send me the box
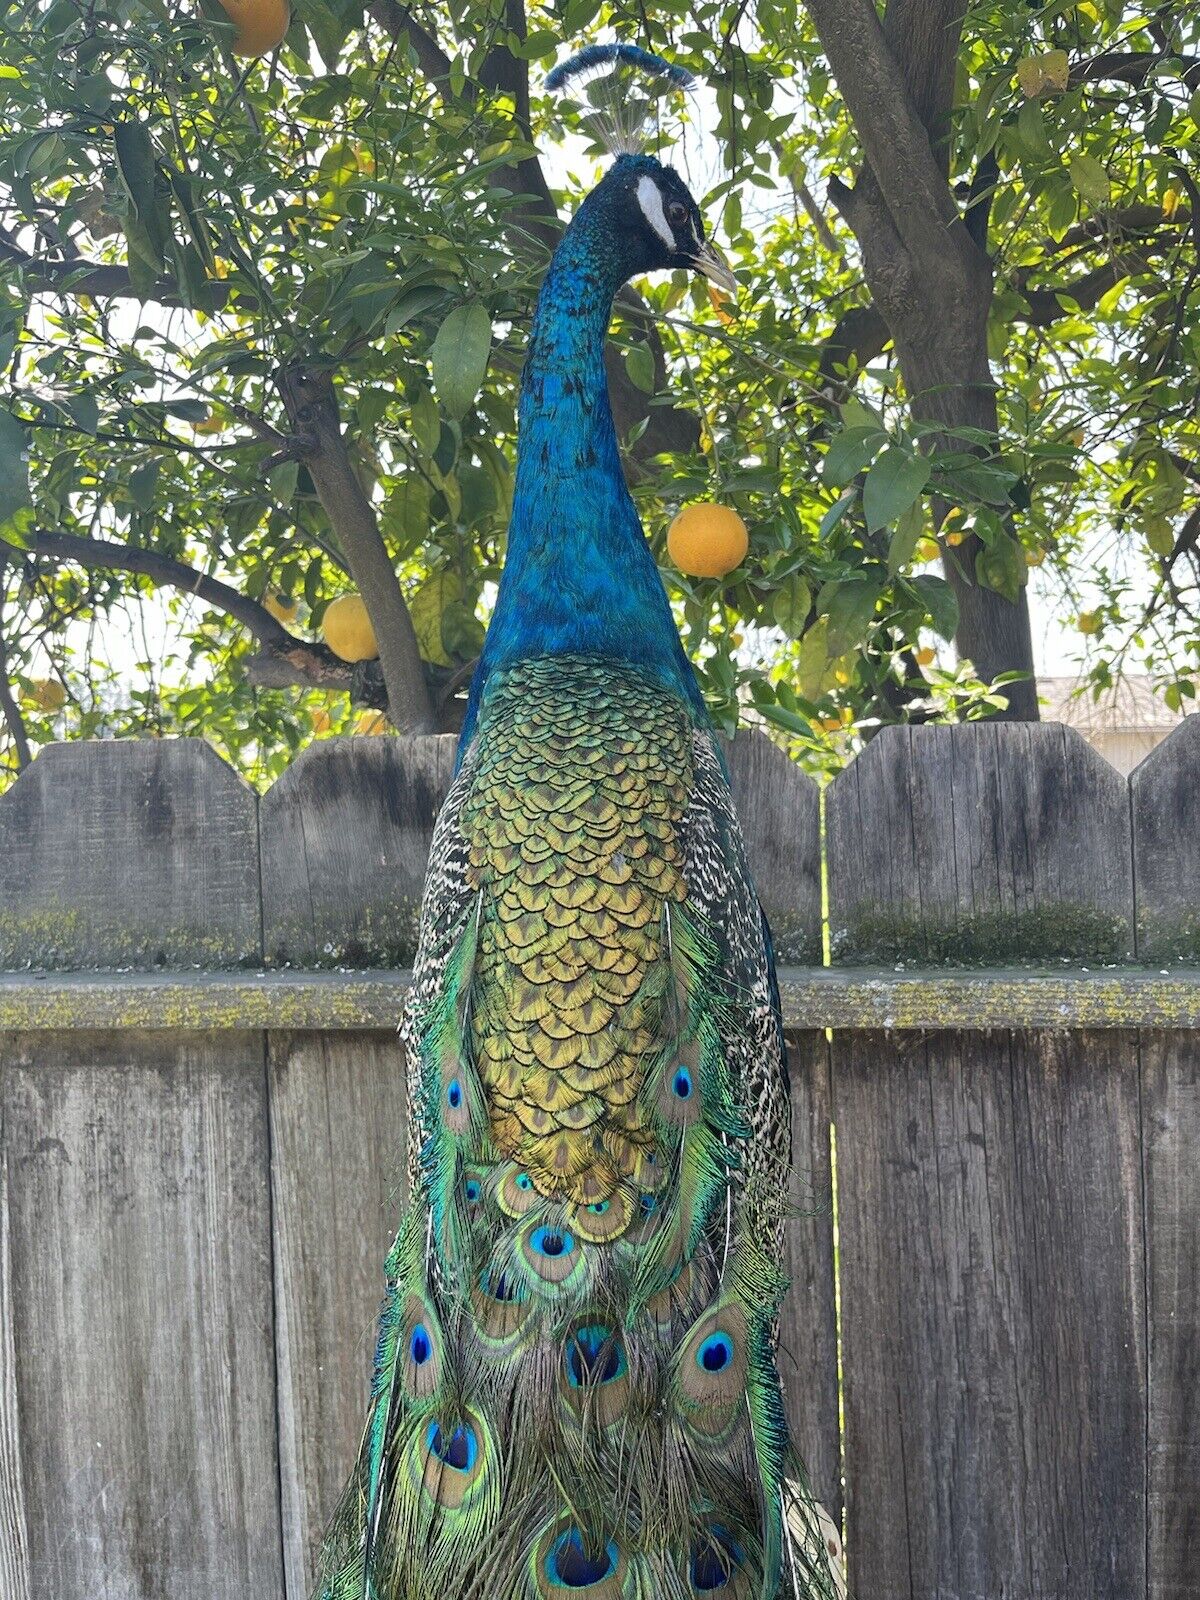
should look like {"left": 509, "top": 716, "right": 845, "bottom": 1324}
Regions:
{"left": 546, "top": 44, "right": 695, "bottom": 156}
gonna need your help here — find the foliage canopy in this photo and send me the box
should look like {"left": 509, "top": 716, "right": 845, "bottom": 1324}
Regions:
{"left": 0, "top": 0, "right": 1197, "bottom": 785}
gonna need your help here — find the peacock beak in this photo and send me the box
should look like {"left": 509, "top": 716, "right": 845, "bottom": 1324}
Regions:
{"left": 693, "top": 240, "right": 736, "bottom": 297}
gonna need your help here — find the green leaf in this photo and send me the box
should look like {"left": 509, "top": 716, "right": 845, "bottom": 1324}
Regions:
{"left": 385, "top": 284, "right": 445, "bottom": 334}
{"left": 772, "top": 575, "right": 812, "bottom": 639}
{"left": 0, "top": 407, "right": 32, "bottom": 547}
{"left": 1069, "top": 153, "right": 1110, "bottom": 205}
{"left": 114, "top": 122, "right": 167, "bottom": 271}
{"left": 975, "top": 535, "right": 1028, "bottom": 603}
{"left": 912, "top": 574, "right": 960, "bottom": 641}
{"left": 431, "top": 302, "right": 492, "bottom": 420}
{"left": 625, "top": 342, "right": 656, "bottom": 394}
{"left": 825, "top": 577, "right": 878, "bottom": 652}
{"left": 129, "top": 460, "right": 160, "bottom": 511}
{"left": 887, "top": 498, "right": 924, "bottom": 574}
{"left": 862, "top": 446, "right": 930, "bottom": 532}
{"left": 821, "top": 425, "right": 884, "bottom": 486}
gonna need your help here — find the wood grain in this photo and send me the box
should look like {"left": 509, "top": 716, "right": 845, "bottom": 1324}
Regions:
{"left": 269, "top": 1031, "right": 409, "bottom": 1596}
{"left": 826, "top": 721, "right": 1135, "bottom": 965}
{"left": 0, "top": 1030, "right": 283, "bottom": 1600}
{"left": 259, "top": 735, "right": 457, "bottom": 970}
{"left": 1132, "top": 715, "right": 1200, "bottom": 963}
{"left": 834, "top": 1028, "right": 1147, "bottom": 1600}
{"left": 779, "top": 1031, "right": 840, "bottom": 1520}
{"left": 0, "top": 739, "right": 260, "bottom": 971}
{"left": 724, "top": 730, "right": 823, "bottom": 963}
{"left": 1142, "top": 1030, "right": 1200, "bottom": 1600}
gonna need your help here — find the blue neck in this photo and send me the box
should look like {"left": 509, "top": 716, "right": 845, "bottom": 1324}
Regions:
{"left": 461, "top": 167, "right": 703, "bottom": 745}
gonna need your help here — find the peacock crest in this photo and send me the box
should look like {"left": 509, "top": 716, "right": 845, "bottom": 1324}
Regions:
{"left": 546, "top": 42, "right": 695, "bottom": 157}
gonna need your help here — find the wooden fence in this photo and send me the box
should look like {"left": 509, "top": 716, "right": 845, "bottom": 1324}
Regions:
{"left": 0, "top": 719, "right": 1197, "bottom": 1600}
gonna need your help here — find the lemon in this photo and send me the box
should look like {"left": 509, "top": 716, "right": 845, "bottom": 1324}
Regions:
{"left": 25, "top": 678, "right": 66, "bottom": 711}
{"left": 216, "top": 0, "right": 290, "bottom": 56}
{"left": 322, "top": 593, "right": 378, "bottom": 662}
{"left": 666, "top": 503, "right": 748, "bottom": 579}
{"left": 264, "top": 591, "right": 299, "bottom": 625}
{"left": 915, "top": 646, "right": 936, "bottom": 667}
{"left": 1076, "top": 610, "right": 1102, "bottom": 635}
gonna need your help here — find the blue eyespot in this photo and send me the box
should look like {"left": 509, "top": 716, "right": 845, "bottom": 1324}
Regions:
{"left": 697, "top": 1332, "right": 734, "bottom": 1374}
{"left": 566, "top": 1324, "right": 626, "bottom": 1387}
{"left": 409, "top": 1324, "right": 431, "bottom": 1365}
{"left": 546, "top": 1529, "right": 618, "bottom": 1588}
{"left": 425, "top": 1420, "right": 477, "bottom": 1473}
{"left": 479, "top": 1268, "right": 525, "bottom": 1304}
{"left": 639, "top": 1193, "right": 658, "bottom": 1214}
{"left": 673, "top": 1067, "right": 693, "bottom": 1100}
{"left": 586, "top": 1200, "right": 610, "bottom": 1215}
{"left": 530, "top": 1227, "right": 574, "bottom": 1259}
{"left": 464, "top": 1177, "right": 481, "bottom": 1203}
{"left": 447, "top": 1078, "right": 463, "bottom": 1110}
{"left": 515, "top": 1172, "right": 534, "bottom": 1191}
{"left": 689, "top": 1525, "right": 743, "bottom": 1590}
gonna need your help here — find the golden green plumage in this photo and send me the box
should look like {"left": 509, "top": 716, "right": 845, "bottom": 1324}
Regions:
{"left": 463, "top": 657, "right": 689, "bottom": 1229}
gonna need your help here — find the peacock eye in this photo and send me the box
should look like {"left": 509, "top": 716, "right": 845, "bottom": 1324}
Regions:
{"left": 667, "top": 201, "right": 688, "bottom": 226}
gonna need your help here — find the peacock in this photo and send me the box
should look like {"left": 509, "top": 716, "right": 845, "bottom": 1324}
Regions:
{"left": 315, "top": 45, "right": 845, "bottom": 1600}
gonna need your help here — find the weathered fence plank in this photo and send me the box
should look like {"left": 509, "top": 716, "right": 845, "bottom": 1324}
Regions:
{"left": 1141, "top": 1031, "right": 1200, "bottom": 1600}
{"left": 1132, "top": 720, "right": 1200, "bottom": 1599}
{"left": 725, "top": 732, "right": 822, "bottom": 963}
{"left": 1133, "top": 715, "right": 1200, "bottom": 963}
{"left": 826, "top": 722, "right": 1134, "bottom": 965}
{"left": 0, "top": 1030, "right": 283, "bottom": 1600}
{"left": 827, "top": 723, "right": 1149, "bottom": 1600}
{"left": 0, "top": 1143, "right": 30, "bottom": 1600}
{"left": 779, "top": 1033, "right": 840, "bottom": 1521}
{"left": 836, "top": 1027, "right": 1147, "bottom": 1600}
{"left": 269, "top": 1031, "right": 408, "bottom": 1596}
{"left": 260, "top": 736, "right": 458, "bottom": 969}
{"left": 0, "top": 740, "right": 260, "bottom": 971}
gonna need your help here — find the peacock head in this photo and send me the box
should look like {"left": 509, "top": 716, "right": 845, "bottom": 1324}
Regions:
{"left": 546, "top": 44, "right": 735, "bottom": 296}
{"left": 591, "top": 153, "right": 736, "bottom": 295}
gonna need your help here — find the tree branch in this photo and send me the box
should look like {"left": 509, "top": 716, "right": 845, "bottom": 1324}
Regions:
{"left": 803, "top": 0, "right": 969, "bottom": 259}
{"left": 1070, "top": 49, "right": 1200, "bottom": 90}
{"left": 1, "top": 527, "right": 379, "bottom": 702}
{"left": 0, "top": 227, "right": 230, "bottom": 309}
{"left": 276, "top": 364, "right": 435, "bottom": 731}
{"left": 0, "top": 597, "right": 32, "bottom": 770}
{"left": 367, "top": 0, "right": 452, "bottom": 82}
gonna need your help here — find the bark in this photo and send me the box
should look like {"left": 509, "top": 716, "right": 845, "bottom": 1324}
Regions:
{"left": 805, "top": 0, "right": 1040, "bottom": 718}
{"left": 277, "top": 365, "right": 435, "bottom": 731}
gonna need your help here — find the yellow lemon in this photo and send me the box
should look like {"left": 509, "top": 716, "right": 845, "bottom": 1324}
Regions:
{"left": 25, "top": 678, "right": 66, "bottom": 711}
{"left": 666, "top": 503, "right": 748, "bottom": 579}
{"left": 915, "top": 646, "right": 936, "bottom": 667}
{"left": 1026, "top": 547, "right": 1047, "bottom": 568}
{"left": 216, "top": 0, "right": 290, "bottom": 56}
{"left": 264, "top": 590, "right": 299, "bottom": 625}
{"left": 1076, "top": 610, "right": 1102, "bottom": 635}
{"left": 915, "top": 537, "right": 941, "bottom": 563}
{"left": 322, "top": 593, "right": 379, "bottom": 662}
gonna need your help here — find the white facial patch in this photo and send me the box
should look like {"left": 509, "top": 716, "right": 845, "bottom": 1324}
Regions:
{"left": 636, "top": 174, "right": 676, "bottom": 249}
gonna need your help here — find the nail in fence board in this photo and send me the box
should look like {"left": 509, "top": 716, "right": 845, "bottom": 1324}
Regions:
{"left": 835, "top": 1028, "right": 1146, "bottom": 1600}
{"left": 260, "top": 736, "right": 458, "bottom": 969}
{"left": 269, "top": 1031, "right": 409, "bottom": 1596}
{"left": 1132, "top": 714, "right": 1200, "bottom": 964}
{"left": 826, "top": 722, "right": 1134, "bottom": 965}
{"left": 0, "top": 740, "right": 260, "bottom": 971}
{"left": 724, "top": 731, "right": 822, "bottom": 963}
{"left": 0, "top": 1030, "right": 283, "bottom": 1600}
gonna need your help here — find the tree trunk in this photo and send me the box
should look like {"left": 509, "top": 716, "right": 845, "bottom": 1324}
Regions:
{"left": 277, "top": 365, "right": 435, "bottom": 733}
